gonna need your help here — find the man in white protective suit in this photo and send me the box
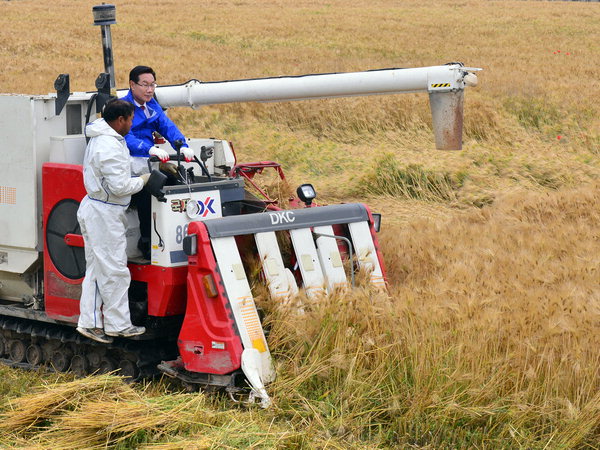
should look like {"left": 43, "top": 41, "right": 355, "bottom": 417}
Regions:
{"left": 76, "top": 99, "right": 151, "bottom": 344}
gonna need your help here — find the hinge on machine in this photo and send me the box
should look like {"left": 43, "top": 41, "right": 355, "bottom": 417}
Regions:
{"left": 0, "top": 252, "right": 7, "bottom": 264}
{"left": 23, "top": 295, "right": 44, "bottom": 310}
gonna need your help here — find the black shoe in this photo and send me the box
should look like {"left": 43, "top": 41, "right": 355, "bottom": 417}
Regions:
{"left": 77, "top": 327, "right": 113, "bottom": 344}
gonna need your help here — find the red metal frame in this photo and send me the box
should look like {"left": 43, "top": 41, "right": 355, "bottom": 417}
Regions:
{"left": 129, "top": 264, "right": 187, "bottom": 316}
{"left": 177, "top": 221, "right": 243, "bottom": 374}
{"left": 42, "top": 163, "right": 86, "bottom": 322}
{"left": 42, "top": 163, "right": 189, "bottom": 322}
{"left": 231, "top": 161, "right": 296, "bottom": 207}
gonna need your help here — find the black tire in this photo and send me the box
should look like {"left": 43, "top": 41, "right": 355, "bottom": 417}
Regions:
{"left": 8, "top": 339, "right": 27, "bottom": 363}
{"left": 25, "top": 344, "right": 44, "bottom": 366}
{"left": 71, "top": 354, "right": 89, "bottom": 377}
{"left": 51, "top": 348, "right": 73, "bottom": 372}
{"left": 86, "top": 350, "right": 103, "bottom": 369}
{"left": 98, "top": 356, "right": 117, "bottom": 374}
{"left": 118, "top": 359, "right": 140, "bottom": 380}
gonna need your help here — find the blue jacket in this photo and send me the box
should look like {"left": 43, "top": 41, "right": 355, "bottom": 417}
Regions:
{"left": 122, "top": 90, "right": 188, "bottom": 157}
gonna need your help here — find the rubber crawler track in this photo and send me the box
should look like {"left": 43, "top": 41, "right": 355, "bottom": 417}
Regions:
{"left": 0, "top": 315, "right": 178, "bottom": 380}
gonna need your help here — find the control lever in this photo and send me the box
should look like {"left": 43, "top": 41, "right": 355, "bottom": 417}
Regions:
{"left": 199, "top": 145, "right": 214, "bottom": 182}
{"left": 186, "top": 166, "right": 196, "bottom": 184}
{"left": 173, "top": 139, "right": 184, "bottom": 173}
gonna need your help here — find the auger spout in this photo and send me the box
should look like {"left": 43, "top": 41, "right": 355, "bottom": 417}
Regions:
{"left": 147, "top": 63, "right": 481, "bottom": 150}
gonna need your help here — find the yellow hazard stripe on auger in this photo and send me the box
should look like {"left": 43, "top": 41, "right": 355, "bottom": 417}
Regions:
{"left": 430, "top": 83, "right": 451, "bottom": 88}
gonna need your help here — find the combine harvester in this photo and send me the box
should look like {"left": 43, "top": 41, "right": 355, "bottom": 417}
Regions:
{"left": 0, "top": 4, "right": 480, "bottom": 406}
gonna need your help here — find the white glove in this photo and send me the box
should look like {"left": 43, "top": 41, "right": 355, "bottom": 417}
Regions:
{"left": 139, "top": 173, "right": 151, "bottom": 185}
{"left": 182, "top": 146, "right": 195, "bottom": 162}
{"left": 149, "top": 146, "right": 170, "bottom": 163}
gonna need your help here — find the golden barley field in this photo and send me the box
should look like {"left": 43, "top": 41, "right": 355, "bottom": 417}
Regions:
{"left": 1, "top": 0, "right": 599, "bottom": 448}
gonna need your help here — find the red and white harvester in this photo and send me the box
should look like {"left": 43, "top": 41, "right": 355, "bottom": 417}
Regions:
{"left": 0, "top": 5, "right": 479, "bottom": 406}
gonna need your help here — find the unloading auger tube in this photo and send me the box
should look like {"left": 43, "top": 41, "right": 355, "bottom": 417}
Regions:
{"left": 125, "top": 64, "right": 481, "bottom": 150}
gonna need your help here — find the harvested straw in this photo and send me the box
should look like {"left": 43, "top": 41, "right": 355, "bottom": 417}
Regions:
{"left": 1, "top": 375, "right": 135, "bottom": 431}
{"left": 0, "top": 375, "right": 215, "bottom": 448}
{"left": 34, "top": 394, "right": 211, "bottom": 448}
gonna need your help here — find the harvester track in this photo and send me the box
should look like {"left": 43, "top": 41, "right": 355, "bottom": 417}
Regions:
{"left": 0, "top": 314, "right": 178, "bottom": 380}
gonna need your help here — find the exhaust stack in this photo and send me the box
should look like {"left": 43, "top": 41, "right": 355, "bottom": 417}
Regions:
{"left": 92, "top": 4, "right": 117, "bottom": 91}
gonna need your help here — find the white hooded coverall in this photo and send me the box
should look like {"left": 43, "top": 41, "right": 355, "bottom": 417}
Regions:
{"left": 77, "top": 118, "right": 144, "bottom": 333}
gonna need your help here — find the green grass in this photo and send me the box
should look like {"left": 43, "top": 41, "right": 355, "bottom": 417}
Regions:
{"left": 504, "top": 96, "right": 563, "bottom": 132}
{"left": 361, "top": 154, "right": 468, "bottom": 202}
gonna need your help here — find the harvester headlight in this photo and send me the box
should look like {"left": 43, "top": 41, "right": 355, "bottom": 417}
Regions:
{"left": 296, "top": 183, "right": 316, "bottom": 206}
{"left": 371, "top": 213, "right": 382, "bottom": 233}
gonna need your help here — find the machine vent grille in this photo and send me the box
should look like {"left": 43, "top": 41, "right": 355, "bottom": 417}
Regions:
{"left": 0, "top": 186, "right": 16, "bottom": 204}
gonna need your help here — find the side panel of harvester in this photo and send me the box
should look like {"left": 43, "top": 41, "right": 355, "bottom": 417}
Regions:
{"left": 178, "top": 222, "right": 244, "bottom": 374}
{"left": 41, "top": 162, "right": 190, "bottom": 322}
{"left": 0, "top": 94, "right": 88, "bottom": 305}
{"left": 42, "top": 163, "right": 86, "bottom": 321}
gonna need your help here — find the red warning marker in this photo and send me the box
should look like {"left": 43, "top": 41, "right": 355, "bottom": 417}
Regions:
{"left": 557, "top": 135, "right": 562, "bottom": 140}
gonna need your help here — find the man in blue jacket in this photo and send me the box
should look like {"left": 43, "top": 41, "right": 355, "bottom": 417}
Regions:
{"left": 123, "top": 65, "right": 195, "bottom": 259}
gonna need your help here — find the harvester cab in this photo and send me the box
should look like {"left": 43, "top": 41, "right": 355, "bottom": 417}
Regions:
{"left": 0, "top": 4, "right": 480, "bottom": 406}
